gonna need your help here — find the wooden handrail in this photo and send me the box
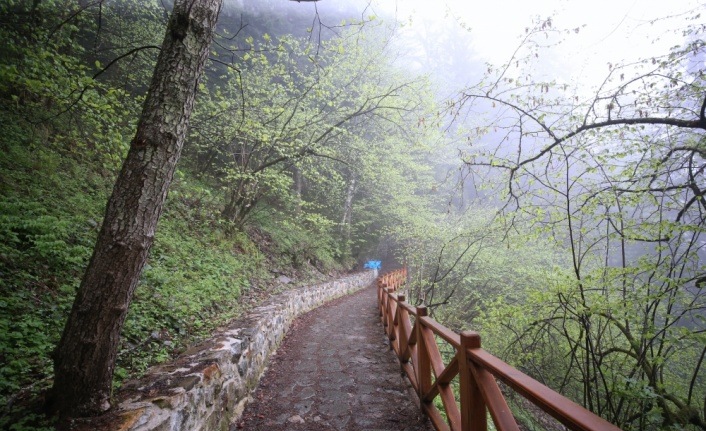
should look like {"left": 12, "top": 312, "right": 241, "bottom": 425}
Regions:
{"left": 376, "top": 268, "right": 623, "bottom": 431}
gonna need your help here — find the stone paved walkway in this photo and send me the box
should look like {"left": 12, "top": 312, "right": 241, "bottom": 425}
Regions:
{"left": 236, "top": 284, "right": 430, "bottom": 430}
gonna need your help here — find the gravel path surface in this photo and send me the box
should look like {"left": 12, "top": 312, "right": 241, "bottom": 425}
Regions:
{"left": 235, "top": 283, "right": 430, "bottom": 431}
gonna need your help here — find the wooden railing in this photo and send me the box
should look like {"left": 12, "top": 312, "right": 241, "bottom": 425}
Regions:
{"left": 377, "top": 268, "right": 622, "bottom": 431}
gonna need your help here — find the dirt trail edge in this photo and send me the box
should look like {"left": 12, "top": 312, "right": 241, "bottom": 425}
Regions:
{"left": 236, "top": 283, "right": 430, "bottom": 431}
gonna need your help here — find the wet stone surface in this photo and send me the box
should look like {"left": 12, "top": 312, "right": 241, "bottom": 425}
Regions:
{"left": 237, "top": 286, "right": 430, "bottom": 431}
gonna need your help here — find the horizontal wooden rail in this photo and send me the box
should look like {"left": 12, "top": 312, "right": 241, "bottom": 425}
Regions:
{"left": 376, "top": 268, "right": 622, "bottom": 431}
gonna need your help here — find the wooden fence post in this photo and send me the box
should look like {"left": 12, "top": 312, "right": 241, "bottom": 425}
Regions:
{"left": 377, "top": 279, "right": 383, "bottom": 316}
{"left": 388, "top": 291, "right": 398, "bottom": 347}
{"left": 396, "top": 294, "right": 407, "bottom": 362}
{"left": 460, "top": 331, "right": 485, "bottom": 431}
{"left": 382, "top": 287, "right": 389, "bottom": 327}
{"left": 416, "top": 306, "right": 431, "bottom": 401}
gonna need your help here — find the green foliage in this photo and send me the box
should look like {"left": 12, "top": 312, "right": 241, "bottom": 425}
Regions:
{"left": 0, "top": 3, "right": 344, "bottom": 423}
{"left": 187, "top": 25, "right": 440, "bottom": 256}
{"left": 0, "top": 143, "right": 274, "bottom": 421}
{"left": 257, "top": 210, "right": 342, "bottom": 272}
{"left": 0, "top": 0, "right": 147, "bottom": 171}
{"left": 433, "top": 14, "right": 706, "bottom": 430}
{"left": 0, "top": 143, "right": 105, "bottom": 408}
{"left": 0, "top": 0, "right": 440, "bottom": 428}
{"left": 0, "top": 408, "right": 55, "bottom": 431}
{"left": 116, "top": 186, "right": 265, "bottom": 381}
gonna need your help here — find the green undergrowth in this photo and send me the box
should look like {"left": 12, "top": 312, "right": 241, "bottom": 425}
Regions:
{"left": 256, "top": 213, "right": 348, "bottom": 272}
{"left": 0, "top": 142, "right": 107, "bottom": 408}
{"left": 114, "top": 182, "right": 265, "bottom": 386}
{"left": 0, "top": 142, "right": 345, "bottom": 429}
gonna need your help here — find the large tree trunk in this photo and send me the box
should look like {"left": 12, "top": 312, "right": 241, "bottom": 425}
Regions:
{"left": 49, "top": 0, "right": 222, "bottom": 417}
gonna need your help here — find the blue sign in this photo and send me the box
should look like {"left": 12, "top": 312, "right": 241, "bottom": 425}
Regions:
{"left": 364, "top": 260, "right": 381, "bottom": 270}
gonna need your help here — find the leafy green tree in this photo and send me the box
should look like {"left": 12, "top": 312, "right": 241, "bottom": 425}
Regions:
{"left": 0, "top": 0, "right": 155, "bottom": 171}
{"left": 452, "top": 15, "right": 706, "bottom": 430}
{"left": 186, "top": 25, "right": 441, "bottom": 253}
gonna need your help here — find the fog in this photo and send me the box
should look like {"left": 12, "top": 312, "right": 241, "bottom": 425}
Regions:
{"left": 216, "top": 0, "right": 705, "bottom": 259}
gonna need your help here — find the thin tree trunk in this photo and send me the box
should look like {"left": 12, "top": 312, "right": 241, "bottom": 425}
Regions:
{"left": 49, "top": 0, "right": 222, "bottom": 417}
{"left": 341, "top": 176, "right": 356, "bottom": 240}
{"left": 293, "top": 165, "right": 303, "bottom": 213}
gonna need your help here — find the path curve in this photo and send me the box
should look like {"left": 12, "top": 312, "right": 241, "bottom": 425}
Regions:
{"left": 236, "top": 284, "right": 430, "bottom": 430}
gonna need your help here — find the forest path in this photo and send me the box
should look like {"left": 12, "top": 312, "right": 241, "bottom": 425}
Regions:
{"left": 235, "top": 284, "right": 430, "bottom": 431}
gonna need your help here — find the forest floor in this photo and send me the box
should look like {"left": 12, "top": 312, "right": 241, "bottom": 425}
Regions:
{"left": 236, "top": 284, "right": 431, "bottom": 431}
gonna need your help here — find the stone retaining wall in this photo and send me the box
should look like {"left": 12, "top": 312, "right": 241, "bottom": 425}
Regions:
{"left": 85, "top": 271, "right": 376, "bottom": 431}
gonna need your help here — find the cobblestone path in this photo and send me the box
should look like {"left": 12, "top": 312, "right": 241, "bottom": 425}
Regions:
{"left": 236, "top": 284, "right": 430, "bottom": 431}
